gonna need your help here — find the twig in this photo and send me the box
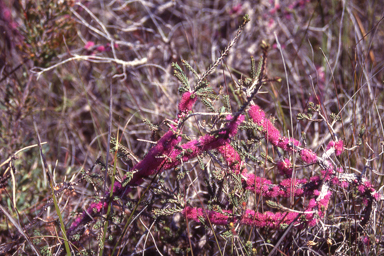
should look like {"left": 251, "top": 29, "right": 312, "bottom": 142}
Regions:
{"left": 31, "top": 55, "right": 147, "bottom": 80}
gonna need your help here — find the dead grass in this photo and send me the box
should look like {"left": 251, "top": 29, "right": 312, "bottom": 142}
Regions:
{"left": 1, "top": 0, "right": 384, "bottom": 255}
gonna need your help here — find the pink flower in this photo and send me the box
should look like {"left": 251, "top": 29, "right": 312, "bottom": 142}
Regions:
{"left": 360, "top": 236, "right": 370, "bottom": 246}
{"left": 320, "top": 168, "right": 333, "bottom": 181}
{"left": 229, "top": 3, "right": 242, "bottom": 15}
{"left": 2, "top": 8, "right": 11, "bottom": 20}
{"left": 310, "top": 176, "right": 320, "bottom": 182}
{"left": 241, "top": 209, "right": 298, "bottom": 229}
{"left": 113, "top": 182, "right": 122, "bottom": 192}
{"left": 248, "top": 105, "right": 265, "bottom": 125}
{"left": 209, "top": 210, "right": 231, "bottom": 225}
{"left": 225, "top": 114, "right": 245, "bottom": 137}
{"left": 183, "top": 206, "right": 203, "bottom": 222}
{"left": 326, "top": 140, "right": 344, "bottom": 156}
{"left": 248, "top": 105, "right": 281, "bottom": 146}
{"left": 96, "top": 45, "right": 106, "bottom": 52}
{"left": 331, "top": 177, "right": 340, "bottom": 186}
{"left": 317, "top": 192, "right": 332, "bottom": 217}
{"left": 265, "top": 120, "right": 280, "bottom": 145}
{"left": 89, "top": 202, "right": 106, "bottom": 213}
{"left": 307, "top": 199, "right": 317, "bottom": 209}
{"left": 178, "top": 91, "right": 197, "bottom": 113}
{"left": 364, "top": 181, "right": 372, "bottom": 189}
{"left": 308, "top": 218, "right": 318, "bottom": 227}
{"left": 358, "top": 185, "right": 366, "bottom": 193}
{"left": 84, "top": 41, "right": 95, "bottom": 50}
{"left": 218, "top": 142, "right": 242, "bottom": 174}
{"left": 244, "top": 173, "right": 271, "bottom": 193}
{"left": 277, "top": 137, "right": 300, "bottom": 152}
{"left": 267, "top": 186, "right": 281, "bottom": 197}
{"left": 300, "top": 149, "right": 317, "bottom": 164}
{"left": 341, "top": 181, "right": 349, "bottom": 188}
{"left": 277, "top": 158, "right": 293, "bottom": 176}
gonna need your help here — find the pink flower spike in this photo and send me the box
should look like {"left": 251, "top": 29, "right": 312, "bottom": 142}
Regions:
{"left": 127, "top": 129, "right": 181, "bottom": 186}
{"left": 183, "top": 206, "right": 203, "bottom": 222}
{"left": 265, "top": 120, "right": 280, "bottom": 145}
{"left": 248, "top": 105, "right": 281, "bottom": 146}
{"left": 225, "top": 114, "right": 245, "bottom": 137}
{"left": 217, "top": 142, "right": 243, "bottom": 174}
{"left": 209, "top": 210, "right": 231, "bottom": 225}
{"left": 248, "top": 105, "right": 265, "bottom": 125}
{"left": 178, "top": 91, "right": 197, "bottom": 113}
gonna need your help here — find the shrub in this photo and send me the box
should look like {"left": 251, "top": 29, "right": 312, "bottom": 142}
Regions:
{"left": 1, "top": 1, "right": 383, "bottom": 255}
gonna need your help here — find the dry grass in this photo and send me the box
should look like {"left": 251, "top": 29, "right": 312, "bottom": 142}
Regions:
{"left": 1, "top": 0, "right": 384, "bottom": 255}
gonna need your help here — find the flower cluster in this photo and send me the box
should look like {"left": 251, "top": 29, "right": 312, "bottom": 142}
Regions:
{"left": 178, "top": 91, "right": 197, "bottom": 113}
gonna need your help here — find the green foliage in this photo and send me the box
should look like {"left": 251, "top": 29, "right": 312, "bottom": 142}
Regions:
{"left": 181, "top": 59, "right": 199, "bottom": 78}
{"left": 19, "top": 0, "right": 77, "bottom": 67}
{"left": 173, "top": 62, "right": 190, "bottom": 92}
{"left": 153, "top": 207, "right": 183, "bottom": 217}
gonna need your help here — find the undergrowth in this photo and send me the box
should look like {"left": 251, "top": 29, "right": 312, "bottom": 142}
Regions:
{"left": 1, "top": 0, "right": 384, "bottom": 255}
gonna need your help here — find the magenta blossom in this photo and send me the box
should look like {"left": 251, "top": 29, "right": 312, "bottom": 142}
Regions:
{"left": 178, "top": 91, "right": 197, "bottom": 113}
{"left": 326, "top": 140, "right": 344, "bottom": 156}
{"left": 277, "top": 158, "right": 293, "bottom": 176}
{"left": 300, "top": 149, "right": 317, "bottom": 164}
{"left": 84, "top": 41, "right": 95, "bottom": 50}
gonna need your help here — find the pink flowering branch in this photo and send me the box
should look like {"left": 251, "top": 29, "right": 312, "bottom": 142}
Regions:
{"left": 68, "top": 73, "right": 379, "bottom": 241}
{"left": 182, "top": 206, "right": 309, "bottom": 229}
{"left": 248, "top": 104, "right": 345, "bottom": 165}
{"left": 68, "top": 114, "right": 245, "bottom": 234}
{"left": 243, "top": 173, "right": 320, "bottom": 197}
{"left": 178, "top": 104, "right": 379, "bottom": 230}
{"left": 68, "top": 98, "right": 379, "bottom": 236}
{"left": 125, "top": 128, "right": 182, "bottom": 186}
{"left": 182, "top": 170, "right": 380, "bottom": 230}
